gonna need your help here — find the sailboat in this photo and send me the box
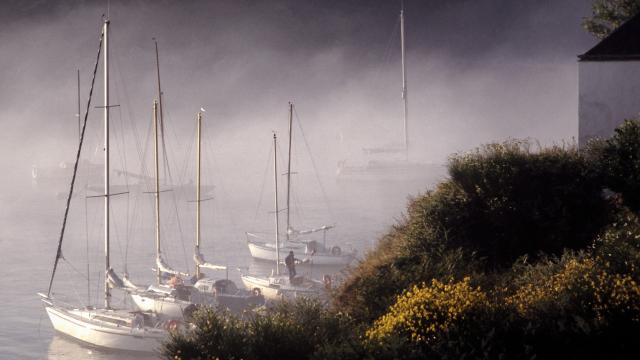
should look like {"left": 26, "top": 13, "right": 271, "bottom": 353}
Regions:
{"left": 129, "top": 109, "right": 264, "bottom": 317}
{"left": 39, "top": 19, "right": 168, "bottom": 352}
{"left": 128, "top": 100, "right": 195, "bottom": 319}
{"left": 247, "top": 103, "right": 356, "bottom": 266}
{"left": 336, "top": 4, "right": 444, "bottom": 181}
{"left": 241, "top": 133, "right": 325, "bottom": 301}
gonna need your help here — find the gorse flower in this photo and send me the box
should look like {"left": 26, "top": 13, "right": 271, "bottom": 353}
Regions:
{"left": 366, "top": 277, "right": 487, "bottom": 345}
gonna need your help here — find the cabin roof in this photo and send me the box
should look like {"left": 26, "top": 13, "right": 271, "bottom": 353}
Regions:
{"left": 580, "top": 12, "right": 640, "bottom": 61}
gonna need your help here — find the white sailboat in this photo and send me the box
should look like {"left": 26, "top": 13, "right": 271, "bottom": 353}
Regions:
{"left": 129, "top": 100, "right": 195, "bottom": 320}
{"left": 242, "top": 133, "right": 325, "bottom": 301}
{"left": 130, "top": 109, "right": 264, "bottom": 317}
{"left": 247, "top": 103, "right": 356, "bottom": 266}
{"left": 189, "top": 110, "right": 265, "bottom": 311}
{"left": 336, "top": 4, "right": 444, "bottom": 181}
{"left": 39, "top": 19, "right": 167, "bottom": 353}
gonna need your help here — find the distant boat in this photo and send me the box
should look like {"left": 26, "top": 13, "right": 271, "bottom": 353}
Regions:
{"left": 247, "top": 103, "right": 356, "bottom": 266}
{"left": 336, "top": 3, "right": 444, "bottom": 181}
{"left": 242, "top": 133, "right": 325, "bottom": 301}
{"left": 39, "top": 19, "right": 168, "bottom": 352}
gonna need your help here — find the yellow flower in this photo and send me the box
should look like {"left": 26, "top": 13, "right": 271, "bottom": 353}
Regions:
{"left": 367, "top": 277, "right": 487, "bottom": 345}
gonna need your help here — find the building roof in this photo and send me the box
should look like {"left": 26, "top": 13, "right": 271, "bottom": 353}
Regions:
{"left": 580, "top": 12, "right": 640, "bottom": 61}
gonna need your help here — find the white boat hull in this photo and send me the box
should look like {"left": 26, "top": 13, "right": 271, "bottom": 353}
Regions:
{"left": 247, "top": 241, "right": 355, "bottom": 266}
{"left": 130, "top": 293, "right": 191, "bottom": 320}
{"left": 240, "top": 274, "right": 322, "bottom": 301}
{"left": 44, "top": 305, "right": 165, "bottom": 353}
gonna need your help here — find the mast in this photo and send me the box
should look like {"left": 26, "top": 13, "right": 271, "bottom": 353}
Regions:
{"left": 285, "top": 102, "right": 293, "bottom": 243}
{"left": 153, "top": 100, "right": 161, "bottom": 285}
{"left": 154, "top": 40, "right": 164, "bottom": 131}
{"left": 154, "top": 39, "right": 169, "bottom": 182}
{"left": 195, "top": 111, "right": 202, "bottom": 279}
{"left": 77, "top": 70, "right": 81, "bottom": 144}
{"left": 400, "top": 2, "right": 409, "bottom": 161}
{"left": 103, "top": 19, "right": 111, "bottom": 309}
{"left": 273, "top": 133, "right": 280, "bottom": 275}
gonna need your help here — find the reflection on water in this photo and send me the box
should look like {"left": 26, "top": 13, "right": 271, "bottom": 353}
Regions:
{"left": 47, "top": 335, "right": 159, "bottom": 360}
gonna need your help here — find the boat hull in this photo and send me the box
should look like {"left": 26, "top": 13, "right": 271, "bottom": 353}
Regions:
{"left": 247, "top": 241, "right": 355, "bottom": 266}
{"left": 44, "top": 306, "right": 165, "bottom": 353}
{"left": 240, "top": 274, "right": 321, "bottom": 301}
{"left": 130, "top": 293, "right": 191, "bottom": 320}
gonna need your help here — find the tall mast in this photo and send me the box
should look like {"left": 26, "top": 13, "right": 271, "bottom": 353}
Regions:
{"left": 400, "top": 2, "right": 409, "bottom": 161}
{"left": 273, "top": 133, "right": 280, "bottom": 275}
{"left": 285, "top": 102, "right": 293, "bottom": 243}
{"left": 153, "top": 100, "right": 161, "bottom": 285}
{"left": 77, "top": 70, "right": 81, "bottom": 144}
{"left": 195, "top": 111, "right": 202, "bottom": 279}
{"left": 103, "top": 19, "right": 111, "bottom": 309}
{"left": 154, "top": 40, "right": 164, "bottom": 130}
{"left": 154, "top": 39, "right": 169, "bottom": 182}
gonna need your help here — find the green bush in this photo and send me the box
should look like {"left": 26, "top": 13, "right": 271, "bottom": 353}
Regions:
{"left": 447, "top": 141, "right": 609, "bottom": 268}
{"left": 162, "top": 298, "right": 360, "bottom": 360}
{"left": 164, "top": 121, "right": 640, "bottom": 359}
{"left": 162, "top": 307, "right": 247, "bottom": 360}
{"left": 588, "top": 119, "right": 640, "bottom": 212}
{"left": 335, "top": 140, "right": 611, "bottom": 324}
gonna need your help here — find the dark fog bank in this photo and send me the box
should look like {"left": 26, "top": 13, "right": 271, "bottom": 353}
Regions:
{"left": 0, "top": 0, "right": 597, "bottom": 193}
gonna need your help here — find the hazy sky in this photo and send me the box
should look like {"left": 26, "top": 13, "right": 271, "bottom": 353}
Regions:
{"left": 0, "top": 0, "right": 598, "bottom": 188}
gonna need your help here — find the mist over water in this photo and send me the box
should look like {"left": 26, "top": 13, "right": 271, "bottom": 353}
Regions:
{"left": 0, "top": 0, "right": 598, "bottom": 358}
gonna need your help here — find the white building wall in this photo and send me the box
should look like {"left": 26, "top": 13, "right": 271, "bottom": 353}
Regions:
{"left": 579, "top": 61, "right": 640, "bottom": 146}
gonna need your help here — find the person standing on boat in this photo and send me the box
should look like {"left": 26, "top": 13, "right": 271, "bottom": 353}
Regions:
{"left": 285, "top": 251, "right": 297, "bottom": 280}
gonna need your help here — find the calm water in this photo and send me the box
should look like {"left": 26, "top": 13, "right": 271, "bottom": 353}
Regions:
{"left": 0, "top": 171, "right": 443, "bottom": 359}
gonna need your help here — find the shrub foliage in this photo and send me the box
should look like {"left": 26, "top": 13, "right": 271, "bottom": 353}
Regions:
{"left": 163, "top": 121, "right": 640, "bottom": 360}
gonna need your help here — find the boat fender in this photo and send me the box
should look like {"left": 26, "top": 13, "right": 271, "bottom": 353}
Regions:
{"left": 164, "top": 319, "right": 181, "bottom": 331}
{"left": 331, "top": 246, "right": 341, "bottom": 256}
{"left": 252, "top": 287, "right": 261, "bottom": 297}
{"left": 323, "top": 275, "right": 332, "bottom": 289}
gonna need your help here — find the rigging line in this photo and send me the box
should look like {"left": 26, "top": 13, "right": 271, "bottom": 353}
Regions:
{"left": 204, "top": 130, "right": 233, "bottom": 236}
{"left": 293, "top": 106, "right": 335, "bottom": 220}
{"left": 85, "top": 186, "right": 90, "bottom": 305}
{"left": 123, "top": 192, "right": 130, "bottom": 272}
{"left": 171, "top": 188, "right": 190, "bottom": 272}
{"left": 110, "top": 59, "right": 144, "bottom": 267}
{"left": 111, "top": 44, "right": 135, "bottom": 193}
{"left": 374, "top": 15, "right": 401, "bottom": 85}
{"left": 180, "top": 120, "right": 197, "bottom": 193}
{"left": 127, "top": 86, "right": 151, "bottom": 185}
{"left": 62, "top": 257, "right": 91, "bottom": 281}
{"left": 154, "top": 109, "right": 188, "bottom": 271}
{"left": 111, "top": 108, "right": 130, "bottom": 267}
{"left": 253, "top": 143, "right": 274, "bottom": 224}
{"left": 115, "top": 106, "right": 130, "bottom": 190}
{"left": 158, "top": 95, "right": 175, "bottom": 186}
{"left": 112, "top": 105, "right": 133, "bottom": 270}
{"left": 110, "top": 199, "right": 125, "bottom": 267}
{"left": 62, "top": 262, "right": 87, "bottom": 307}
{"left": 47, "top": 27, "right": 103, "bottom": 297}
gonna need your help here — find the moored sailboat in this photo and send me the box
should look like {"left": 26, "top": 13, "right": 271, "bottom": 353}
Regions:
{"left": 336, "top": 3, "right": 445, "bottom": 181}
{"left": 242, "top": 133, "right": 325, "bottom": 301}
{"left": 39, "top": 19, "right": 168, "bottom": 352}
{"left": 130, "top": 109, "right": 263, "bottom": 317}
{"left": 247, "top": 103, "right": 356, "bottom": 266}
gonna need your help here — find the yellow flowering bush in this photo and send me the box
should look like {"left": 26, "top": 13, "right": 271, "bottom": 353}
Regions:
{"left": 366, "top": 277, "right": 488, "bottom": 345}
{"left": 506, "top": 256, "right": 640, "bottom": 323}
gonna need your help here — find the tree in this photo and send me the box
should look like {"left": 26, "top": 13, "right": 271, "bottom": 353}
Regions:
{"left": 590, "top": 119, "right": 640, "bottom": 211}
{"left": 583, "top": 0, "right": 640, "bottom": 39}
